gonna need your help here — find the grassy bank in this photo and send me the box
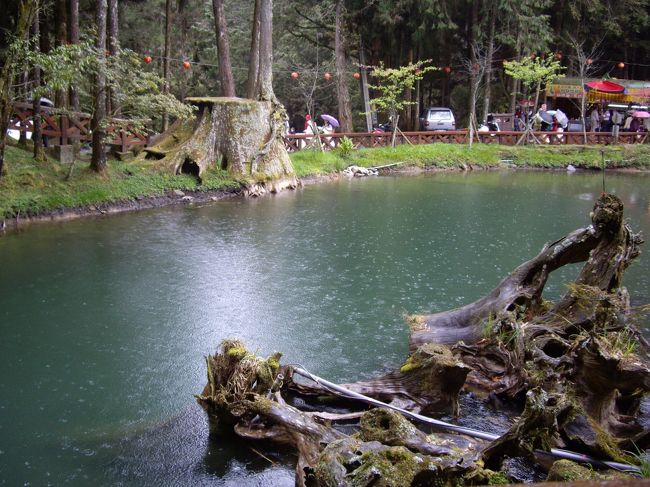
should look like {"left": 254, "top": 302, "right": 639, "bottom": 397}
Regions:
{"left": 1, "top": 141, "right": 649, "bottom": 219}
{"left": 0, "top": 144, "right": 239, "bottom": 219}
{"left": 290, "top": 142, "right": 650, "bottom": 177}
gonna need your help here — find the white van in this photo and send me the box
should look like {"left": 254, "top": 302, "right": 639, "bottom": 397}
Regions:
{"left": 419, "top": 107, "right": 456, "bottom": 131}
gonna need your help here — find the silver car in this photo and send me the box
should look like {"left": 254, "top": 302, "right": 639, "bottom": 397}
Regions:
{"left": 419, "top": 107, "right": 456, "bottom": 131}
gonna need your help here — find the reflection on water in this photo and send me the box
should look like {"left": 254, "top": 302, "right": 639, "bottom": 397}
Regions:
{"left": 0, "top": 170, "right": 648, "bottom": 485}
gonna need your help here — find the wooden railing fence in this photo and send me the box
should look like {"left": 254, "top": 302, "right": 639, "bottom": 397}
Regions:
{"left": 10, "top": 102, "right": 648, "bottom": 154}
{"left": 284, "top": 130, "right": 649, "bottom": 152}
{"left": 9, "top": 102, "right": 150, "bottom": 152}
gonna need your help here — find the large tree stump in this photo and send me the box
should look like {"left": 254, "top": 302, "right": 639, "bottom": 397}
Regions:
{"left": 143, "top": 97, "right": 297, "bottom": 193}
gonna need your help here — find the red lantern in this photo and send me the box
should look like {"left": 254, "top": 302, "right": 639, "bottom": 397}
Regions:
{"left": 443, "top": 66, "right": 451, "bottom": 74}
{"left": 586, "top": 58, "right": 593, "bottom": 65}
{"left": 182, "top": 60, "right": 191, "bottom": 69}
{"left": 324, "top": 72, "right": 332, "bottom": 81}
{"left": 555, "top": 52, "right": 562, "bottom": 60}
{"left": 618, "top": 62, "right": 625, "bottom": 69}
{"left": 143, "top": 55, "right": 152, "bottom": 64}
{"left": 353, "top": 72, "right": 360, "bottom": 79}
{"left": 291, "top": 71, "right": 299, "bottom": 80}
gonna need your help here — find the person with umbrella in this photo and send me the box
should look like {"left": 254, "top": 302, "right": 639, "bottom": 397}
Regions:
{"left": 535, "top": 103, "right": 553, "bottom": 131}
{"left": 320, "top": 114, "right": 339, "bottom": 148}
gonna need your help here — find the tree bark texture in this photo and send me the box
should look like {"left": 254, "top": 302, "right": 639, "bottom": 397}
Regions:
{"left": 211, "top": 0, "right": 236, "bottom": 97}
{"left": 91, "top": 0, "right": 108, "bottom": 173}
{"left": 256, "top": 0, "right": 275, "bottom": 102}
{"left": 245, "top": 0, "right": 261, "bottom": 99}
{"left": 31, "top": 6, "right": 45, "bottom": 162}
{"left": 162, "top": 0, "right": 173, "bottom": 132}
{"left": 55, "top": 0, "right": 68, "bottom": 112}
{"left": 68, "top": 0, "right": 80, "bottom": 112}
{"left": 0, "top": 0, "right": 37, "bottom": 178}
{"left": 143, "top": 97, "right": 296, "bottom": 193}
{"left": 334, "top": 0, "right": 353, "bottom": 133}
{"left": 107, "top": 0, "right": 119, "bottom": 115}
{"left": 467, "top": 0, "right": 478, "bottom": 128}
{"left": 482, "top": 0, "right": 497, "bottom": 122}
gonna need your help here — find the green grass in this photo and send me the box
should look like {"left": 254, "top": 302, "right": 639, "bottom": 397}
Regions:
{"left": 290, "top": 143, "right": 650, "bottom": 174}
{"left": 2, "top": 140, "right": 649, "bottom": 220}
{"left": 0, "top": 144, "right": 239, "bottom": 219}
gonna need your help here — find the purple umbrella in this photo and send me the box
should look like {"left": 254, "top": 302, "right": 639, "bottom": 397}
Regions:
{"left": 320, "top": 114, "right": 340, "bottom": 128}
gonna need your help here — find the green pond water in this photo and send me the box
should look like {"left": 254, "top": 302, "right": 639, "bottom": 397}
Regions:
{"left": 0, "top": 170, "right": 649, "bottom": 486}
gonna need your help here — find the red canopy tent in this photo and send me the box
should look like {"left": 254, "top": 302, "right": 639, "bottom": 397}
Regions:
{"left": 584, "top": 80, "right": 626, "bottom": 93}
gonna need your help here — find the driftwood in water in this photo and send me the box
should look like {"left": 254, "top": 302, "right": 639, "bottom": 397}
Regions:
{"left": 196, "top": 194, "right": 648, "bottom": 486}
{"left": 427, "top": 194, "right": 649, "bottom": 461}
{"left": 288, "top": 343, "right": 470, "bottom": 417}
{"left": 196, "top": 341, "right": 502, "bottom": 486}
{"left": 409, "top": 194, "right": 642, "bottom": 349}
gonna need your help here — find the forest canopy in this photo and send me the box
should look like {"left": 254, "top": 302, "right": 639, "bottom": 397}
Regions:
{"left": 1, "top": 0, "right": 649, "bottom": 131}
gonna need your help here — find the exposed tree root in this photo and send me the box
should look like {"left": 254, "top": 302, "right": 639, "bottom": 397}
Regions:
{"left": 196, "top": 194, "right": 648, "bottom": 486}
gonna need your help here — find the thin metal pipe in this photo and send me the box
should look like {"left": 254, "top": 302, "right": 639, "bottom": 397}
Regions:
{"left": 292, "top": 367, "right": 640, "bottom": 474}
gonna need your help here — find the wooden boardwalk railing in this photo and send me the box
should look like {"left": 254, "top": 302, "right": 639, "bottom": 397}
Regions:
{"left": 284, "top": 130, "right": 649, "bottom": 151}
{"left": 11, "top": 101, "right": 647, "bottom": 153}
{"left": 9, "top": 102, "right": 150, "bottom": 151}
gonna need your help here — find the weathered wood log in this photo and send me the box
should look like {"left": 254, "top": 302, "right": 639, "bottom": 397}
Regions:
{"left": 197, "top": 341, "right": 497, "bottom": 486}
{"left": 482, "top": 388, "right": 573, "bottom": 469}
{"left": 142, "top": 97, "right": 297, "bottom": 192}
{"left": 287, "top": 343, "right": 470, "bottom": 417}
{"left": 409, "top": 194, "right": 643, "bottom": 349}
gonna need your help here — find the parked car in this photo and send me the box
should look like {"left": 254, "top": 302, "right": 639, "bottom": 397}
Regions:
{"left": 419, "top": 107, "right": 456, "bottom": 131}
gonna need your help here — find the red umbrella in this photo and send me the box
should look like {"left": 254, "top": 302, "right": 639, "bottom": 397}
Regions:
{"left": 584, "top": 80, "right": 626, "bottom": 93}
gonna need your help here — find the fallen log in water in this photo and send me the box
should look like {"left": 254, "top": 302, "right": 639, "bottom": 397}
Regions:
{"left": 196, "top": 193, "right": 649, "bottom": 486}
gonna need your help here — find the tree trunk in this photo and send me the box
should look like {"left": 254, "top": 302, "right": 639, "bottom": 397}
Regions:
{"left": 404, "top": 48, "right": 414, "bottom": 131}
{"left": 68, "top": 0, "right": 80, "bottom": 112}
{"left": 91, "top": 0, "right": 108, "bottom": 173}
{"left": 162, "top": 0, "right": 173, "bottom": 132}
{"left": 467, "top": 0, "right": 478, "bottom": 128}
{"left": 334, "top": 0, "right": 353, "bottom": 133}
{"left": 211, "top": 0, "right": 236, "bottom": 97}
{"left": 31, "top": 6, "right": 45, "bottom": 162}
{"left": 107, "top": 0, "right": 119, "bottom": 116}
{"left": 482, "top": 0, "right": 497, "bottom": 122}
{"left": 256, "top": 0, "right": 275, "bottom": 102}
{"left": 245, "top": 0, "right": 261, "bottom": 99}
{"left": 55, "top": 0, "right": 68, "bottom": 114}
{"left": 0, "top": 0, "right": 37, "bottom": 178}
{"left": 359, "top": 43, "right": 374, "bottom": 131}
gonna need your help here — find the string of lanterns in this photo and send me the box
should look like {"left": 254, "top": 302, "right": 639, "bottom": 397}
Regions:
{"left": 139, "top": 52, "right": 633, "bottom": 76}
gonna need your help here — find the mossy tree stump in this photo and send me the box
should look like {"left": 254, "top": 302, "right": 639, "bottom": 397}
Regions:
{"left": 143, "top": 97, "right": 297, "bottom": 194}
